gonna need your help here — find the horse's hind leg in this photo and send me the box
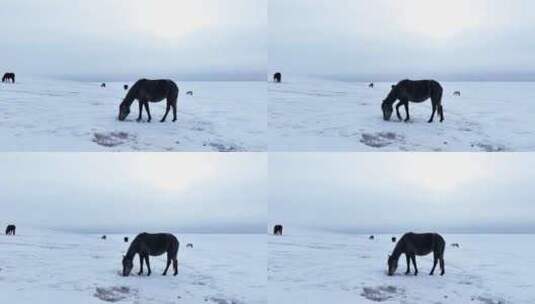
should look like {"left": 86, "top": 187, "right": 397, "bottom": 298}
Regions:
{"left": 428, "top": 102, "right": 437, "bottom": 123}
{"left": 161, "top": 102, "right": 171, "bottom": 123}
{"left": 162, "top": 257, "right": 171, "bottom": 275}
{"left": 172, "top": 99, "right": 177, "bottom": 122}
{"left": 430, "top": 254, "right": 438, "bottom": 275}
{"left": 440, "top": 257, "right": 445, "bottom": 275}
{"left": 438, "top": 104, "right": 444, "bottom": 122}
{"left": 173, "top": 258, "right": 178, "bottom": 276}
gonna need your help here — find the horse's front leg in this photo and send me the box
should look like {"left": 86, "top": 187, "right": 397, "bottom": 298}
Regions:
{"left": 162, "top": 257, "right": 171, "bottom": 275}
{"left": 137, "top": 101, "right": 143, "bottom": 122}
{"left": 405, "top": 254, "right": 411, "bottom": 275}
{"left": 430, "top": 254, "right": 438, "bottom": 275}
{"left": 138, "top": 255, "right": 144, "bottom": 275}
{"left": 411, "top": 255, "right": 418, "bottom": 276}
{"left": 395, "top": 101, "right": 403, "bottom": 121}
{"left": 161, "top": 102, "right": 171, "bottom": 123}
{"left": 145, "top": 256, "right": 151, "bottom": 276}
{"left": 404, "top": 102, "right": 410, "bottom": 122}
{"left": 143, "top": 102, "right": 151, "bottom": 122}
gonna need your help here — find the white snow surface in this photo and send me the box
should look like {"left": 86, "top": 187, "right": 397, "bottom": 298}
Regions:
{"left": 269, "top": 78, "right": 535, "bottom": 151}
{"left": 0, "top": 229, "right": 266, "bottom": 304}
{"left": 269, "top": 232, "right": 535, "bottom": 304}
{"left": 0, "top": 78, "right": 266, "bottom": 151}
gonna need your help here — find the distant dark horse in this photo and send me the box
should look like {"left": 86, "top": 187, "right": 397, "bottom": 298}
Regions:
{"left": 186, "top": 91, "right": 193, "bottom": 96}
{"left": 101, "top": 235, "right": 107, "bottom": 240}
{"left": 101, "top": 83, "right": 106, "bottom": 88}
{"left": 391, "top": 237, "right": 396, "bottom": 243}
{"left": 273, "top": 225, "right": 283, "bottom": 235}
{"left": 369, "top": 83, "right": 374, "bottom": 88}
{"left": 369, "top": 235, "right": 375, "bottom": 240}
{"left": 186, "top": 243, "right": 193, "bottom": 248}
{"left": 2, "top": 73, "right": 15, "bottom": 83}
{"left": 122, "top": 233, "right": 179, "bottom": 277}
{"left": 387, "top": 232, "right": 445, "bottom": 276}
{"left": 124, "top": 237, "right": 129, "bottom": 243}
{"left": 453, "top": 91, "right": 461, "bottom": 96}
{"left": 118, "top": 79, "right": 179, "bottom": 123}
{"left": 382, "top": 80, "right": 444, "bottom": 123}
{"left": 273, "top": 73, "right": 282, "bottom": 83}
{"left": 124, "top": 85, "right": 129, "bottom": 91}
{"left": 5, "top": 224, "right": 16, "bottom": 235}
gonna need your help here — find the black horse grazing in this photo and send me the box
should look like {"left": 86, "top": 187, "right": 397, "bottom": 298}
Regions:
{"left": 273, "top": 72, "right": 282, "bottom": 83}
{"left": 122, "top": 233, "right": 179, "bottom": 277}
{"left": 382, "top": 80, "right": 444, "bottom": 123}
{"left": 118, "top": 79, "right": 179, "bottom": 123}
{"left": 387, "top": 232, "right": 445, "bottom": 276}
{"left": 5, "top": 224, "right": 16, "bottom": 235}
{"left": 2, "top": 73, "right": 15, "bottom": 83}
{"left": 273, "top": 225, "right": 283, "bottom": 235}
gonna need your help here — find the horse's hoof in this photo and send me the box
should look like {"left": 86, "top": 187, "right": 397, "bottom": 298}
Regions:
{"left": 160, "top": 120, "right": 165, "bottom": 123}
{"left": 174, "top": 273, "right": 178, "bottom": 276}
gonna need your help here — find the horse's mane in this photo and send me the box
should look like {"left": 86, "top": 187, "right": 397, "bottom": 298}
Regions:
{"left": 122, "top": 79, "right": 145, "bottom": 106}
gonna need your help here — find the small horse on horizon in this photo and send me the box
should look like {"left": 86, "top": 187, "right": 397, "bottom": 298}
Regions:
{"left": 369, "top": 235, "right": 375, "bottom": 240}
{"left": 381, "top": 80, "right": 444, "bottom": 123}
{"left": 124, "top": 237, "right": 129, "bottom": 243}
{"left": 2, "top": 73, "right": 15, "bottom": 83}
{"left": 451, "top": 243, "right": 460, "bottom": 248}
{"left": 186, "top": 91, "right": 193, "bottom": 96}
{"left": 186, "top": 243, "right": 193, "bottom": 248}
{"left": 101, "top": 235, "right": 107, "bottom": 240}
{"left": 391, "top": 237, "right": 396, "bottom": 243}
{"left": 273, "top": 225, "right": 283, "bottom": 236}
{"left": 122, "top": 233, "right": 179, "bottom": 277}
{"left": 124, "top": 85, "right": 129, "bottom": 91}
{"left": 453, "top": 91, "right": 461, "bottom": 96}
{"left": 5, "top": 224, "right": 16, "bottom": 235}
{"left": 369, "top": 83, "right": 374, "bottom": 88}
{"left": 387, "top": 232, "right": 445, "bottom": 276}
{"left": 101, "top": 83, "right": 106, "bottom": 88}
{"left": 273, "top": 72, "right": 282, "bottom": 83}
{"left": 118, "top": 79, "right": 179, "bottom": 123}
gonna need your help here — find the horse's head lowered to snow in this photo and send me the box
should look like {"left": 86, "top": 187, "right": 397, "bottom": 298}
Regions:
{"left": 118, "top": 101, "right": 131, "bottom": 121}
{"left": 387, "top": 254, "right": 398, "bottom": 276}
{"left": 381, "top": 85, "right": 397, "bottom": 121}
{"left": 122, "top": 255, "right": 134, "bottom": 276}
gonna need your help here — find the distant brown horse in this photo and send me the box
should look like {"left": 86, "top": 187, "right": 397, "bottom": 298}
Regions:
{"left": 2, "top": 73, "right": 15, "bottom": 83}
{"left": 118, "top": 79, "right": 179, "bottom": 123}
{"left": 273, "top": 225, "right": 283, "bottom": 235}
{"left": 5, "top": 224, "right": 16, "bottom": 235}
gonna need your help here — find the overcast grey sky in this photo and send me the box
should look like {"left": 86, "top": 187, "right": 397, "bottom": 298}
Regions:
{"left": 0, "top": 0, "right": 266, "bottom": 81}
{"left": 270, "top": 153, "right": 535, "bottom": 234}
{"left": 0, "top": 153, "right": 266, "bottom": 233}
{"left": 270, "top": 0, "right": 535, "bottom": 81}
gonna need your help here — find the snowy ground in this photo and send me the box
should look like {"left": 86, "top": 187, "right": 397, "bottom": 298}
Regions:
{"left": 269, "top": 231, "right": 535, "bottom": 304}
{"left": 0, "top": 78, "right": 266, "bottom": 151}
{"left": 0, "top": 229, "right": 266, "bottom": 304}
{"left": 269, "top": 78, "right": 535, "bottom": 151}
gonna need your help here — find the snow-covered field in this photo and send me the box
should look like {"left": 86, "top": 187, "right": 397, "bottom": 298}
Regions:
{"left": 0, "top": 229, "right": 266, "bottom": 304}
{"left": 269, "top": 232, "right": 535, "bottom": 304}
{"left": 269, "top": 78, "right": 535, "bottom": 151}
{"left": 0, "top": 78, "right": 266, "bottom": 151}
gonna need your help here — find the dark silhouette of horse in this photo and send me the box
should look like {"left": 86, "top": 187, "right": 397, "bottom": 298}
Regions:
{"left": 118, "top": 79, "right": 179, "bottom": 123}
{"left": 186, "top": 243, "right": 193, "bottom": 248}
{"left": 453, "top": 91, "right": 461, "bottom": 96}
{"left": 392, "top": 237, "right": 397, "bottom": 243}
{"left": 101, "top": 83, "right": 106, "bottom": 88}
{"left": 273, "top": 73, "right": 282, "bottom": 83}
{"left": 273, "top": 225, "right": 283, "bottom": 235}
{"left": 186, "top": 91, "right": 193, "bottom": 96}
{"left": 451, "top": 243, "right": 460, "bottom": 248}
{"left": 124, "top": 85, "right": 129, "bottom": 91}
{"left": 2, "top": 73, "right": 15, "bottom": 83}
{"left": 5, "top": 224, "right": 16, "bottom": 235}
{"left": 101, "top": 235, "right": 107, "bottom": 240}
{"left": 387, "top": 232, "right": 445, "bottom": 276}
{"left": 124, "top": 237, "right": 129, "bottom": 243}
{"left": 122, "top": 233, "right": 179, "bottom": 277}
{"left": 369, "top": 83, "right": 374, "bottom": 88}
{"left": 382, "top": 80, "right": 444, "bottom": 123}
{"left": 369, "top": 235, "right": 375, "bottom": 240}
